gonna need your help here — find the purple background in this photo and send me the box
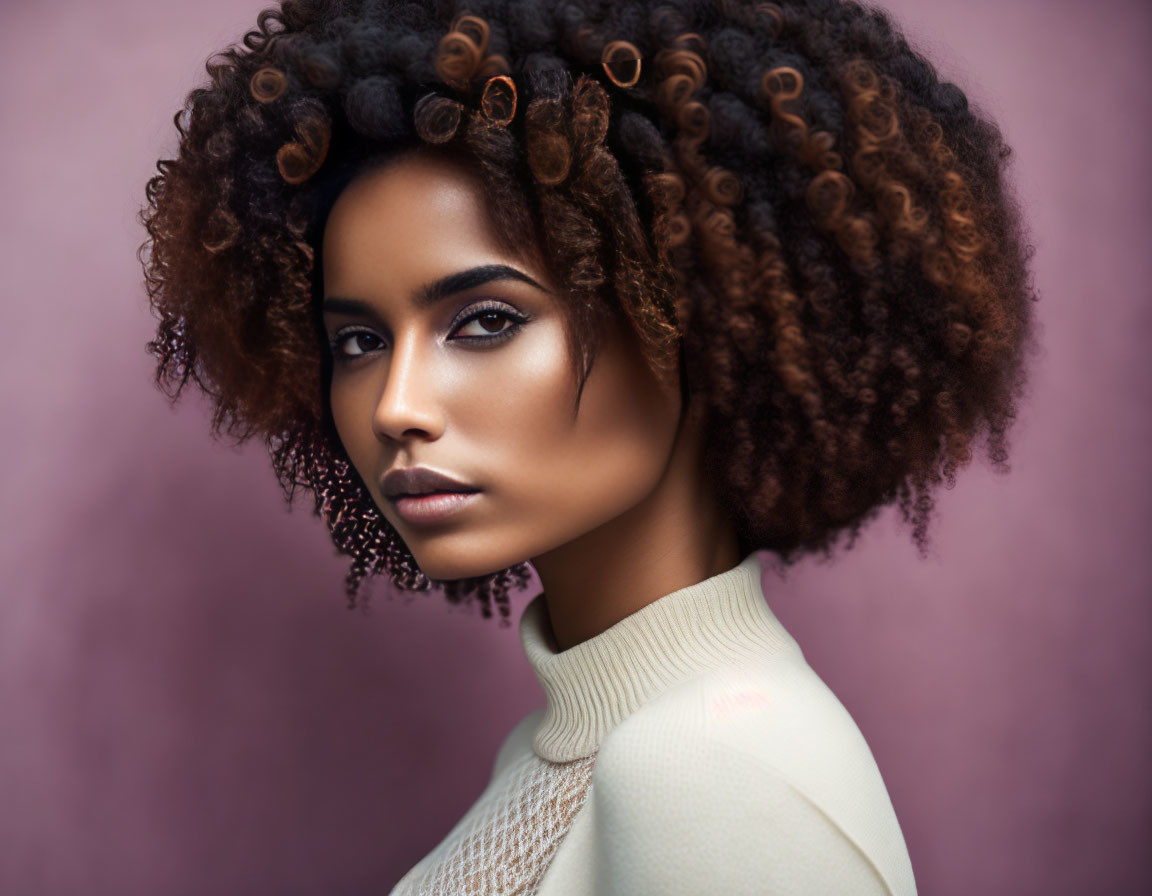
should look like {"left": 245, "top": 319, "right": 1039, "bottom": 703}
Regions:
{"left": 1, "top": 0, "right": 1149, "bottom": 893}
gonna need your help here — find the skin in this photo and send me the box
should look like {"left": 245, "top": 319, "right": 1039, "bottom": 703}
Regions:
{"left": 321, "top": 150, "right": 741, "bottom": 650}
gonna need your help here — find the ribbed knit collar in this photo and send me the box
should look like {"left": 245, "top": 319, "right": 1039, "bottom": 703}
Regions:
{"left": 518, "top": 550, "right": 796, "bottom": 762}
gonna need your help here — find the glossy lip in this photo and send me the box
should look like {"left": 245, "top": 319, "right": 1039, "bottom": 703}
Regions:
{"left": 391, "top": 491, "right": 481, "bottom": 526}
{"left": 381, "top": 466, "right": 478, "bottom": 500}
{"left": 381, "top": 466, "right": 481, "bottom": 527}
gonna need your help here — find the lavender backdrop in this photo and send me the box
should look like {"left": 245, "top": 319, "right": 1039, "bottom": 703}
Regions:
{"left": 1, "top": 0, "right": 1149, "bottom": 893}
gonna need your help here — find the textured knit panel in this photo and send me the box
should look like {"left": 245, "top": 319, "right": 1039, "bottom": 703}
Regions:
{"left": 388, "top": 750, "right": 595, "bottom": 896}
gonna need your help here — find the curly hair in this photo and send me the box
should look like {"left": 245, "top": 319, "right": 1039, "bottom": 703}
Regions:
{"left": 140, "top": 0, "right": 1038, "bottom": 626}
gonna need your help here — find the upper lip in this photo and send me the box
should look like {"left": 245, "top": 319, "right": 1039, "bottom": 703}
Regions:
{"left": 381, "top": 467, "right": 479, "bottom": 500}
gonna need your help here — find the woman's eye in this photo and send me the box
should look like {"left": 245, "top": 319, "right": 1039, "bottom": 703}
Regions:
{"left": 452, "top": 309, "right": 523, "bottom": 340}
{"left": 331, "top": 330, "right": 383, "bottom": 358}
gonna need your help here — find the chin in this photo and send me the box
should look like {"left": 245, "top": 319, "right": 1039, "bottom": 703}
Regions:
{"left": 402, "top": 534, "right": 532, "bottom": 584}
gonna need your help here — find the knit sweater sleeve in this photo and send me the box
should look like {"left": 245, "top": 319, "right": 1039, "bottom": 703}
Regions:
{"left": 588, "top": 669, "right": 908, "bottom": 896}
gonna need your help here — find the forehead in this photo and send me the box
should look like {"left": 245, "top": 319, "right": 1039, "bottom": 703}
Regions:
{"left": 322, "top": 152, "right": 511, "bottom": 279}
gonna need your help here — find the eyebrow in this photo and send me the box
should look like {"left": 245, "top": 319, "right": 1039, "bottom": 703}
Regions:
{"left": 322, "top": 263, "right": 549, "bottom": 316}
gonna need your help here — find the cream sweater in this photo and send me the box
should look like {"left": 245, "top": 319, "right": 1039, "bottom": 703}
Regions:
{"left": 389, "top": 551, "right": 917, "bottom": 895}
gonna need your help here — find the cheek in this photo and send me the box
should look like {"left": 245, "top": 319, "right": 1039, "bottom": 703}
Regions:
{"left": 558, "top": 370, "right": 678, "bottom": 514}
{"left": 329, "top": 384, "right": 364, "bottom": 465}
{"left": 469, "top": 327, "right": 680, "bottom": 541}
{"left": 328, "top": 377, "right": 380, "bottom": 484}
{"left": 329, "top": 370, "right": 391, "bottom": 506}
{"left": 447, "top": 323, "right": 579, "bottom": 462}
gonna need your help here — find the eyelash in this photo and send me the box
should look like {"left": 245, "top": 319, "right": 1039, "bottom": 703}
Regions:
{"left": 452, "top": 301, "right": 530, "bottom": 343}
{"left": 327, "top": 301, "right": 529, "bottom": 362}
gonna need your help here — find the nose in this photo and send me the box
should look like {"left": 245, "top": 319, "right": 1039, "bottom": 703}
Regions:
{"left": 372, "top": 333, "right": 445, "bottom": 443}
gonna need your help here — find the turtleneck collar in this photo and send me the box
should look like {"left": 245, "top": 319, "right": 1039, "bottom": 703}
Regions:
{"left": 518, "top": 550, "right": 798, "bottom": 762}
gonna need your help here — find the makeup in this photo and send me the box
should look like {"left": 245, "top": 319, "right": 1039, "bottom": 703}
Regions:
{"left": 391, "top": 491, "right": 481, "bottom": 525}
{"left": 382, "top": 466, "right": 481, "bottom": 525}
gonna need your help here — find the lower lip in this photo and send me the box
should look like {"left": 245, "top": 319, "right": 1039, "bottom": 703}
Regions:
{"left": 391, "top": 491, "right": 481, "bottom": 525}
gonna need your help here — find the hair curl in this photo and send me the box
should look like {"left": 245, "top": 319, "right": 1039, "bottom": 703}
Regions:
{"left": 140, "top": 0, "right": 1039, "bottom": 626}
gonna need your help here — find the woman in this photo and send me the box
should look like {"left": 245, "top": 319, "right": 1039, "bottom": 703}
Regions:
{"left": 140, "top": 0, "right": 1036, "bottom": 892}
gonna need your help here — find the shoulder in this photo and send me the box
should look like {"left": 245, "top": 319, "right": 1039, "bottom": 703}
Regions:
{"left": 597, "top": 657, "right": 887, "bottom": 801}
{"left": 590, "top": 661, "right": 916, "bottom": 895}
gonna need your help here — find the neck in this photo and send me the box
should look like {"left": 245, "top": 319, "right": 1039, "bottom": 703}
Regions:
{"left": 531, "top": 403, "right": 741, "bottom": 651}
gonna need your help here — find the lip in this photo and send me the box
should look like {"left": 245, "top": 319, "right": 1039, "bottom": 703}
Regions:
{"left": 382, "top": 466, "right": 478, "bottom": 500}
{"left": 391, "top": 491, "right": 481, "bottom": 525}
{"left": 380, "top": 466, "right": 481, "bottom": 526}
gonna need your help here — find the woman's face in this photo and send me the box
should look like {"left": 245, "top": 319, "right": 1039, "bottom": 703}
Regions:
{"left": 321, "top": 151, "right": 682, "bottom": 581}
